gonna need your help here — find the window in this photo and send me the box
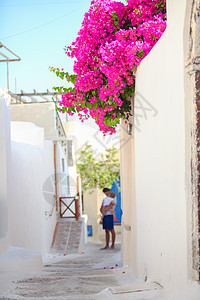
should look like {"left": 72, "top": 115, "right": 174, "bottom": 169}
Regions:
{"left": 67, "top": 140, "right": 73, "bottom": 167}
{"left": 62, "top": 158, "right": 65, "bottom": 172}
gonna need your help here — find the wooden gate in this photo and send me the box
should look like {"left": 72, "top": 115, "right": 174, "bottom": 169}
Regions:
{"left": 59, "top": 197, "right": 80, "bottom": 220}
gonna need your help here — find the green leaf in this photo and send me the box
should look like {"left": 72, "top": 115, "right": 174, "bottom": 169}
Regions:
{"left": 92, "top": 102, "right": 98, "bottom": 109}
{"left": 136, "top": 49, "right": 144, "bottom": 58}
{"left": 86, "top": 103, "right": 92, "bottom": 109}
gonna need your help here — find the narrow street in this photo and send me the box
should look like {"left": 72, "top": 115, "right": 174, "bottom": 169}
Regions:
{"left": 0, "top": 241, "right": 171, "bottom": 300}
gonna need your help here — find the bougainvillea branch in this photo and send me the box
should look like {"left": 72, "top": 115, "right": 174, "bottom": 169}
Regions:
{"left": 51, "top": 0, "right": 166, "bottom": 135}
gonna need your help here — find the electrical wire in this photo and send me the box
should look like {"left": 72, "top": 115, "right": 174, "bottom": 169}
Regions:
{"left": 0, "top": 1, "right": 88, "bottom": 7}
{"left": 0, "top": 5, "right": 87, "bottom": 40}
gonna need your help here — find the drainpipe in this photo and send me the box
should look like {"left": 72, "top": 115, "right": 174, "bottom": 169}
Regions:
{"left": 54, "top": 142, "right": 58, "bottom": 211}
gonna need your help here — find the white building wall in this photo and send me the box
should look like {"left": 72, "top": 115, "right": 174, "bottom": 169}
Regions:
{"left": 121, "top": 0, "right": 200, "bottom": 298}
{"left": 10, "top": 102, "right": 57, "bottom": 138}
{"left": 120, "top": 120, "right": 136, "bottom": 270}
{"left": 135, "top": 0, "right": 187, "bottom": 288}
{"left": 43, "top": 140, "right": 57, "bottom": 253}
{"left": 8, "top": 122, "right": 57, "bottom": 255}
{"left": 0, "top": 91, "right": 11, "bottom": 253}
{"left": 0, "top": 92, "right": 73, "bottom": 271}
{"left": 84, "top": 188, "right": 104, "bottom": 241}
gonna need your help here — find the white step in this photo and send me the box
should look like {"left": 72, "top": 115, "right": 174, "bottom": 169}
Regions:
{"left": 0, "top": 247, "right": 42, "bottom": 272}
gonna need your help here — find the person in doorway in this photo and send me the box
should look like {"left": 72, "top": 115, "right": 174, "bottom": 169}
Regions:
{"left": 100, "top": 188, "right": 116, "bottom": 249}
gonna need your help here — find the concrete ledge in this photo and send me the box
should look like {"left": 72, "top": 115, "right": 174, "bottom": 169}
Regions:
{"left": 78, "top": 218, "right": 86, "bottom": 254}
{"left": 0, "top": 247, "right": 43, "bottom": 272}
{"left": 95, "top": 282, "right": 172, "bottom": 300}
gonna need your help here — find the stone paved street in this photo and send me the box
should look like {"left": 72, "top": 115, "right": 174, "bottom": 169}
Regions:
{"left": 0, "top": 241, "right": 172, "bottom": 300}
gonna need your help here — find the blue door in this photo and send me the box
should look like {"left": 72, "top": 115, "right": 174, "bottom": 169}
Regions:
{"left": 110, "top": 178, "right": 122, "bottom": 224}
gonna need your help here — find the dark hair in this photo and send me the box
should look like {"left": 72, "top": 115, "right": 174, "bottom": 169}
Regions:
{"left": 103, "top": 188, "right": 110, "bottom": 193}
{"left": 110, "top": 192, "right": 116, "bottom": 198}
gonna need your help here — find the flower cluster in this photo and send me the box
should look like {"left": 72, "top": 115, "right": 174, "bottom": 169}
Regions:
{"left": 52, "top": 0, "right": 166, "bottom": 135}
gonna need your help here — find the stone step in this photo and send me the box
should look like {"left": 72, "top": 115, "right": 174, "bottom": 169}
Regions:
{"left": 51, "top": 219, "right": 83, "bottom": 255}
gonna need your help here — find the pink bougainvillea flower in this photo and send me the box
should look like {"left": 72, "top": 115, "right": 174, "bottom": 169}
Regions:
{"left": 56, "top": 0, "right": 166, "bottom": 135}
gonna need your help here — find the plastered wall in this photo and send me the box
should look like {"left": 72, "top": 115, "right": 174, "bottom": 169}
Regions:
{"left": 120, "top": 0, "right": 200, "bottom": 298}
{"left": 84, "top": 188, "right": 105, "bottom": 241}
{"left": 10, "top": 102, "right": 57, "bottom": 138}
{"left": 0, "top": 90, "right": 11, "bottom": 250}
{"left": 8, "top": 122, "right": 57, "bottom": 255}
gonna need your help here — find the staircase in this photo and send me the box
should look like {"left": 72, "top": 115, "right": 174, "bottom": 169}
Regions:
{"left": 51, "top": 219, "right": 84, "bottom": 255}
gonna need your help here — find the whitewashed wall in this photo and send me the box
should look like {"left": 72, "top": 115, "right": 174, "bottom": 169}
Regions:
{"left": 10, "top": 102, "right": 57, "bottom": 138}
{"left": 10, "top": 102, "right": 73, "bottom": 252}
{"left": 120, "top": 0, "right": 200, "bottom": 299}
{"left": 43, "top": 140, "right": 58, "bottom": 253}
{"left": 0, "top": 90, "right": 11, "bottom": 254}
{"left": 84, "top": 188, "right": 105, "bottom": 241}
{"left": 120, "top": 119, "right": 136, "bottom": 270}
{"left": 8, "top": 122, "right": 57, "bottom": 255}
{"left": 0, "top": 94, "right": 71, "bottom": 270}
{"left": 135, "top": 0, "right": 187, "bottom": 288}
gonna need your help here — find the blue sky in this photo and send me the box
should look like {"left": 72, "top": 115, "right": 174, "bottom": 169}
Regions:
{"left": 0, "top": 0, "right": 91, "bottom": 93}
